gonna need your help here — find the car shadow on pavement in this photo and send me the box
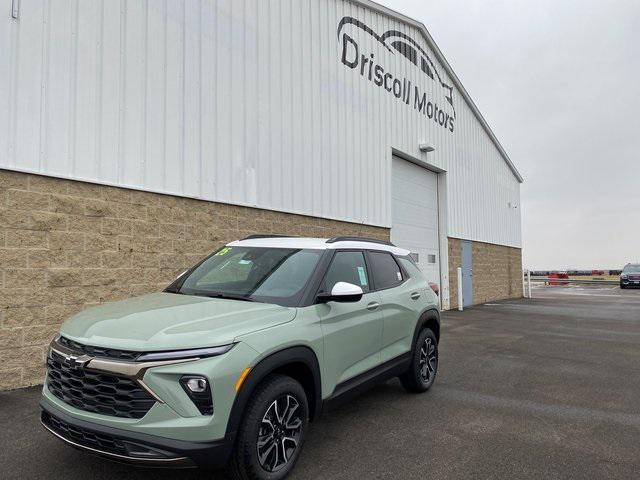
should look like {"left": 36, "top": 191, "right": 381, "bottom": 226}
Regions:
{"left": 4, "top": 381, "right": 408, "bottom": 480}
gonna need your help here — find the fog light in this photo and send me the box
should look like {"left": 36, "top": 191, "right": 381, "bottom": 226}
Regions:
{"left": 180, "top": 375, "right": 213, "bottom": 415}
{"left": 185, "top": 377, "right": 207, "bottom": 393}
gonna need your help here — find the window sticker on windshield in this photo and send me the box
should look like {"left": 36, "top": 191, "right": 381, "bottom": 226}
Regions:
{"left": 239, "top": 259, "right": 252, "bottom": 265}
{"left": 357, "top": 266, "right": 368, "bottom": 286}
{"left": 215, "top": 247, "right": 232, "bottom": 256}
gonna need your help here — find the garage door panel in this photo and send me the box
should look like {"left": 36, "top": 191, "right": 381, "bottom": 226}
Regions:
{"left": 392, "top": 177, "right": 437, "bottom": 195}
{"left": 393, "top": 161, "right": 438, "bottom": 186}
{"left": 392, "top": 201, "right": 435, "bottom": 215}
{"left": 392, "top": 224, "right": 438, "bottom": 243}
{"left": 391, "top": 205, "right": 438, "bottom": 227}
{"left": 391, "top": 182, "right": 437, "bottom": 200}
{"left": 392, "top": 186, "right": 437, "bottom": 205}
{"left": 392, "top": 197, "right": 438, "bottom": 215}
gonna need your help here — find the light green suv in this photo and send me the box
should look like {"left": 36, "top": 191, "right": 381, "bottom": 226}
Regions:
{"left": 41, "top": 235, "right": 440, "bottom": 479}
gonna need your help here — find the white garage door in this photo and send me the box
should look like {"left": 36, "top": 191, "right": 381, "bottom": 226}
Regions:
{"left": 391, "top": 156, "right": 440, "bottom": 284}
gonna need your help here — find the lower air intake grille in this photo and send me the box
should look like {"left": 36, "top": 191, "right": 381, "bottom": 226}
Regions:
{"left": 42, "top": 410, "right": 128, "bottom": 456}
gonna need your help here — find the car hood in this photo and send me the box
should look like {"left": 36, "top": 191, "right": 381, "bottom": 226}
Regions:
{"left": 60, "top": 292, "right": 296, "bottom": 351}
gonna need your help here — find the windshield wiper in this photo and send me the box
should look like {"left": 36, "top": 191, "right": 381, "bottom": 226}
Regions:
{"left": 164, "top": 287, "right": 184, "bottom": 294}
{"left": 197, "top": 292, "right": 256, "bottom": 302}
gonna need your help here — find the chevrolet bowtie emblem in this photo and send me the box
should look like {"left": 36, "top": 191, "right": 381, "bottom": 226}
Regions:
{"left": 62, "top": 354, "right": 92, "bottom": 370}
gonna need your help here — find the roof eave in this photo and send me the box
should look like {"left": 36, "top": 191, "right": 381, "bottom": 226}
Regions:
{"left": 352, "top": 0, "right": 524, "bottom": 184}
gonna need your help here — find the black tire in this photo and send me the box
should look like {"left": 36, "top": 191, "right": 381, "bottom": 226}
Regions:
{"left": 620, "top": 284, "right": 626, "bottom": 289}
{"left": 228, "top": 374, "right": 309, "bottom": 480}
{"left": 399, "top": 328, "right": 438, "bottom": 393}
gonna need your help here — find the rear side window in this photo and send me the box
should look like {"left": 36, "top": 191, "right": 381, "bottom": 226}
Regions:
{"left": 369, "top": 251, "right": 403, "bottom": 290}
{"left": 321, "top": 251, "right": 370, "bottom": 293}
{"left": 398, "top": 257, "right": 424, "bottom": 280}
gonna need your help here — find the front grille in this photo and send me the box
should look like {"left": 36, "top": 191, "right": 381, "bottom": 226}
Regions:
{"left": 58, "top": 336, "right": 140, "bottom": 361}
{"left": 47, "top": 350, "right": 156, "bottom": 419}
{"left": 42, "top": 410, "right": 128, "bottom": 455}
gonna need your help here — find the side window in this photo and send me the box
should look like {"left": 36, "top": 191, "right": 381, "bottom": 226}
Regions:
{"left": 321, "top": 251, "right": 370, "bottom": 293}
{"left": 369, "top": 252, "right": 403, "bottom": 290}
{"left": 398, "top": 257, "right": 425, "bottom": 280}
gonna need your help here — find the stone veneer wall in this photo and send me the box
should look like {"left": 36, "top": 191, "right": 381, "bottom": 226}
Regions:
{"left": 0, "top": 169, "right": 389, "bottom": 391}
{"left": 448, "top": 237, "right": 523, "bottom": 309}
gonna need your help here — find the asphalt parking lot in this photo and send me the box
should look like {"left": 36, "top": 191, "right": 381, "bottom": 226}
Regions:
{"left": 2, "top": 286, "right": 640, "bottom": 479}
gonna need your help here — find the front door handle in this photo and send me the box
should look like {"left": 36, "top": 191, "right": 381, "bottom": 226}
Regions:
{"left": 411, "top": 292, "right": 421, "bottom": 300}
{"left": 367, "top": 302, "right": 380, "bottom": 311}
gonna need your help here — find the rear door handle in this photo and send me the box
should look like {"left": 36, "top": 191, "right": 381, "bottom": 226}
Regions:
{"left": 411, "top": 292, "right": 421, "bottom": 300}
{"left": 367, "top": 302, "right": 380, "bottom": 311}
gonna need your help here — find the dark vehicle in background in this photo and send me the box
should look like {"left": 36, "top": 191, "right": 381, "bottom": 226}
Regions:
{"left": 620, "top": 264, "right": 640, "bottom": 289}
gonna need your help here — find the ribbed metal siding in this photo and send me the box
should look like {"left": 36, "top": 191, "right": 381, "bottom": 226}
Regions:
{"left": 0, "top": 0, "right": 521, "bottom": 247}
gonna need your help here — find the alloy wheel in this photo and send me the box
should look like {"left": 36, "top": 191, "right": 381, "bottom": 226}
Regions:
{"left": 419, "top": 336, "right": 437, "bottom": 384}
{"left": 257, "top": 394, "right": 303, "bottom": 472}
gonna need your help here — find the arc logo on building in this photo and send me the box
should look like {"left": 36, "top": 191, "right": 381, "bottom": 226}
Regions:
{"left": 337, "top": 16, "right": 456, "bottom": 133}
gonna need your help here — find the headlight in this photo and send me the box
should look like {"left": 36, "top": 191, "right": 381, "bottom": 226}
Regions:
{"left": 621, "top": 274, "right": 628, "bottom": 279}
{"left": 136, "top": 344, "right": 235, "bottom": 362}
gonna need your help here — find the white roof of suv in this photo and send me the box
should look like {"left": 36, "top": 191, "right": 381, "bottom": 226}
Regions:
{"left": 228, "top": 236, "right": 410, "bottom": 256}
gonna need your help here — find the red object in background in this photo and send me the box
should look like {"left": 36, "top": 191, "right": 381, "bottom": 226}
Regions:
{"left": 549, "top": 271, "right": 569, "bottom": 286}
{"left": 429, "top": 282, "right": 440, "bottom": 296}
{"left": 592, "top": 269, "right": 605, "bottom": 276}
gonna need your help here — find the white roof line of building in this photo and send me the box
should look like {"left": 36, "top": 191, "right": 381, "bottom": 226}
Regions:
{"left": 354, "top": 0, "right": 524, "bottom": 184}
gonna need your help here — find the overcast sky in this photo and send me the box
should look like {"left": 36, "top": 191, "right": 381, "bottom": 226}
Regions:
{"left": 381, "top": 0, "right": 640, "bottom": 270}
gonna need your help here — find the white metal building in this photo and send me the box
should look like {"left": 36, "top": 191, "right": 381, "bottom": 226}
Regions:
{"left": 0, "top": 0, "right": 523, "bottom": 310}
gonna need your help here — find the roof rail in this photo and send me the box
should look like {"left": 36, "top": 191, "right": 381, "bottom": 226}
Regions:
{"left": 241, "top": 234, "right": 298, "bottom": 241}
{"left": 325, "top": 236, "right": 395, "bottom": 247}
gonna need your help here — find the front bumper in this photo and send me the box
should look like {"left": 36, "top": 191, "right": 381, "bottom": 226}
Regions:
{"left": 42, "top": 339, "right": 260, "bottom": 443}
{"left": 40, "top": 400, "right": 234, "bottom": 469}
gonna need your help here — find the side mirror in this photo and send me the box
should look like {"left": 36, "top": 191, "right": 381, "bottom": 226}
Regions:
{"left": 318, "top": 282, "right": 364, "bottom": 303}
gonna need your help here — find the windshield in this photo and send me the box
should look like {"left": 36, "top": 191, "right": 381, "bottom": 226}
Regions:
{"left": 176, "top": 247, "right": 323, "bottom": 306}
{"left": 623, "top": 264, "right": 640, "bottom": 273}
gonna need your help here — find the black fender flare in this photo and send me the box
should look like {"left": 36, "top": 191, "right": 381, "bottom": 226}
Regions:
{"left": 410, "top": 308, "right": 441, "bottom": 354}
{"left": 224, "top": 345, "right": 322, "bottom": 439}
